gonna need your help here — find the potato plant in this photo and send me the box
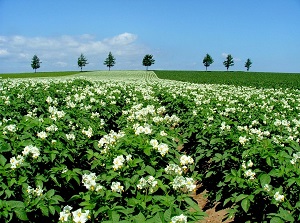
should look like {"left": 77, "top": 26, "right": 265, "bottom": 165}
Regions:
{"left": 0, "top": 76, "right": 300, "bottom": 223}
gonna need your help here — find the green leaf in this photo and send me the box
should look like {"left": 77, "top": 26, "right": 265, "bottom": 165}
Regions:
{"left": 50, "top": 153, "right": 56, "bottom": 162}
{"left": 46, "top": 189, "right": 55, "bottom": 199}
{"left": 184, "top": 197, "right": 201, "bottom": 212}
{"left": 0, "top": 142, "right": 11, "bottom": 153}
{"left": 279, "top": 207, "right": 294, "bottom": 221}
{"left": 266, "top": 157, "right": 272, "bottom": 166}
{"left": 260, "top": 174, "right": 271, "bottom": 187}
{"left": 7, "top": 200, "right": 25, "bottom": 209}
{"left": 14, "top": 209, "right": 29, "bottom": 221}
{"left": 270, "top": 217, "right": 284, "bottom": 223}
{"left": 40, "top": 206, "right": 49, "bottom": 217}
{"left": 164, "top": 207, "right": 172, "bottom": 222}
{"left": 145, "top": 166, "right": 156, "bottom": 176}
{"left": 144, "top": 147, "right": 151, "bottom": 156}
{"left": 241, "top": 198, "right": 250, "bottom": 213}
{"left": 0, "top": 154, "right": 7, "bottom": 166}
{"left": 68, "top": 194, "right": 80, "bottom": 202}
{"left": 52, "top": 195, "right": 64, "bottom": 202}
{"left": 235, "top": 194, "right": 248, "bottom": 202}
{"left": 49, "top": 206, "right": 56, "bottom": 215}
{"left": 112, "top": 211, "right": 120, "bottom": 222}
{"left": 134, "top": 212, "right": 145, "bottom": 223}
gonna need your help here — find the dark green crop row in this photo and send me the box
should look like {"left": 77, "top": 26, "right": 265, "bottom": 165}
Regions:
{"left": 154, "top": 70, "right": 300, "bottom": 89}
{"left": 0, "top": 71, "right": 80, "bottom": 79}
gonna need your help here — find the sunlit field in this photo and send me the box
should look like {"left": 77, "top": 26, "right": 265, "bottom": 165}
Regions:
{"left": 154, "top": 70, "right": 300, "bottom": 89}
{"left": 1, "top": 71, "right": 299, "bottom": 222}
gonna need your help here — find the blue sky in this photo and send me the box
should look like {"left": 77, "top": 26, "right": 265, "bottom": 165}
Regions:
{"left": 0, "top": 0, "right": 300, "bottom": 73}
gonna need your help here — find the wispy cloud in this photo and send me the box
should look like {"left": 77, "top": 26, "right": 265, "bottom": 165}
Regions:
{"left": 221, "top": 52, "right": 241, "bottom": 62}
{"left": 0, "top": 33, "right": 149, "bottom": 72}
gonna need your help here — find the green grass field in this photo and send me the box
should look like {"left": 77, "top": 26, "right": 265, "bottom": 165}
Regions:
{"left": 1, "top": 70, "right": 300, "bottom": 89}
{"left": 154, "top": 70, "right": 300, "bottom": 89}
{"left": 0, "top": 71, "right": 80, "bottom": 79}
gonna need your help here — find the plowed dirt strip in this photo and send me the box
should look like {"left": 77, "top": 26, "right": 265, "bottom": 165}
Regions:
{"left": 72, "top": 70, "right": 160, "bottom": 82}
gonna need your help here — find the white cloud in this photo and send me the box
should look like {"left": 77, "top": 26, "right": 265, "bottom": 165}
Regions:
{"left": 222, "top": 53, "right": 228, "bottom": 58}
{"left": 0, "top": 49, "right": 9, "bottom": 57}
{"left": 104, "top": 32, "right": 137, "bottom": 46}
{"left": 0, "top": 33, "right": 149, "bottom": 72}
{"left": 221, "top": 52, "right": 240, "bottom": 62}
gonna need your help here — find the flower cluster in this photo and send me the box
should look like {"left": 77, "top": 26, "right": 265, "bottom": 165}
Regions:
{"left": 242, "top": 160, "right": 255, "bottom": 180}
{"left": 180, "top": 155, "right": 194, "bottom": 169}
{"left": 27, "top": 185, "right": 43, "bottom": 197}
{"left": 59, "top": 206, "right": 90, "bottom": 223}
{"left": 111, "top": 181, "right": 124, "bottom": 193}
{"left": 165, "top": 164, "right": 183, "bottom": 175}
{"left": 48, "top": 106, "right": 65, "bottom": 121}
{"left": 82, "top": 126, "right": 93, "bottom": 138}
{"left": 46, "top": 124, "right": 58, "bottom": 132}
{"left": 22, "top": 145, "right": 40, "bottom": 158}
{"left": 10, "top": 155, "right": 24, "bottom": 169}
{"left": 66, "top": 133, "right": 76, "bottom": 141}
{"left": 3, "top": 124, "right": 17, "bottom": 134}
{"left": 172, "top": 176, "right": 196, "bottom": 192}
{"left": 137, "top": 176, "right": 158, "bottom": 193}
{"left": 82, "top": 172, "right": 103, "bottom": 192}
{"left": 37, "top": 131, "right": 47, "bottom": 139}
{"left": 274, "top": 191, "right": 284, "bottom": 202}
{"left": 98, "top": 130, "right": 125, "bottom": 153}
{"left": 150, "top": 139, "right": 169, "bottom": 156}
{"left": 290, "top": 152, "right": 300, "bottom": 165}
{"left": 170, "top": 214, "right": 188, "bottom": 223}
{"left": 113, "top": 155, "right": 125, "bottom": 171}
{"left": 133, "top": 123, "right": 152, "bottom": 135}
{"left": 10, "top": 145, "right": 40, "bottom": 169}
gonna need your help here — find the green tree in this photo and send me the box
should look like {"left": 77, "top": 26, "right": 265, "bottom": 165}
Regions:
{"left": 245, "top": 58, "right": 252, "bottom": 71}
{"left": 202, "top": 54, "right": 214, "bottom": 71}
{"left": 142, "top": 54, "right": 155, "bottom": 71}
{"left": 103, "top": 52, "right": 115, "bottom": 71}
{"left": 223, "top": 54, "right": 234, "bottom": 71}
{"left": 77, "top": 53, "right": 88, "bottom": 72}
{"left": 31, "top": 55, "right": 41, "bottom": 73}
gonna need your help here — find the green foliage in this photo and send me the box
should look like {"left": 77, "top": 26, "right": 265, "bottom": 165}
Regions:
{"left": 0, "top": 78, "right": 205, "bottom": 222}
{"left": 202, "top": 54, "right": 214, "bottom": 71}
{"left": 31, "top": 55, "right": 41, "bottom": 73}
{"left": 245, "top": 58, "right": 252, "bottom": 71}
{"left": 142, "top": 54, "right": 155, "bottom": 71}
{"left": 154, "top": 70, "right": 300, "bottom": 89}
{"left": 78, "top": 53, "right": 89, "bottom": 72}
{"left": 0, "top": 71, "right": 80, "bottom": 79}
{"left": 1, "top": 74, "right": 300, "bottom": 222}
{"left": 104, "top": 52, "right": 116, "bottom": 71}
{"left": 223, "top": 54, "right": 234, "bottom": 71}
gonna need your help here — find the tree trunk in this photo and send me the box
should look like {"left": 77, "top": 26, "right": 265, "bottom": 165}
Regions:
{"left": 206, "top": 66, "right": 207, "bottom": 71}
{"left": 81, "top": 67, "right": 82, "bottom": 72}
{"left": 109, "top": 66, "right": 111, "bottom": 71}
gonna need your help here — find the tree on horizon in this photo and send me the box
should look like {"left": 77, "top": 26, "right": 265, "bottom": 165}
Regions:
{"left": 31, "top": 55, "right": 41, "bottom": 73}
{"left": 245, "top": 58, "right": 252, "bottom": 71}
{"left": 77, "top": 53, "right": 88, "bottom": 72}
{"left": 103, "top": 52, "right": 116, "bottom": 71}
{"left": 142, "top": 54, "right": 155, "bottom": 71}
{"left": 202, "top": 53, "right": 214, "bottom": 71}
{"left": 223, "top": 54, "right": 234, "bottom": 71}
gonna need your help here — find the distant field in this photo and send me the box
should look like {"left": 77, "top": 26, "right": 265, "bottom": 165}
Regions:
{"left": 0, "top": 71, "right": 80, "bottom": 78}
{"left": 2, "top": 70, "right": 300, "bottom": 89}
{"left": 154, "top": 70, "right": 300, "bottom": 89}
